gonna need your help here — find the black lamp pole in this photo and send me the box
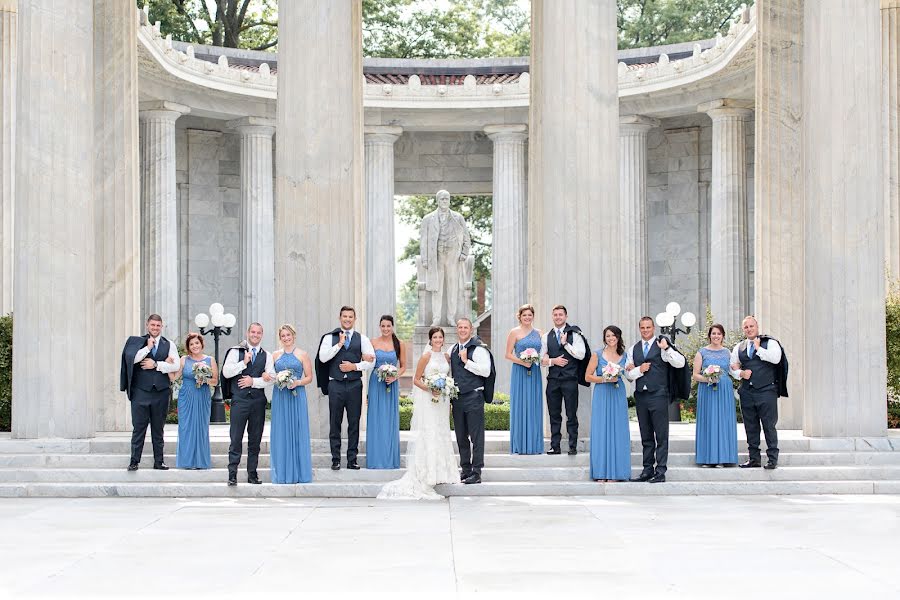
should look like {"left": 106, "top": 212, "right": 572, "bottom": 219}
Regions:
{"left": 200, "top": 324, "right": 232, "bottom": 423}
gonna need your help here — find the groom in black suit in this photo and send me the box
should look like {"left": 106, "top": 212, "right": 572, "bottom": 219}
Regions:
{"left": 120, "top": 314, "right": 180, "bottom": 471}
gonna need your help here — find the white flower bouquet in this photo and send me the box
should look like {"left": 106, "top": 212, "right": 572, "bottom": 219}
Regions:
{"left": 423, "top": 370, "right": 459, "bottom": 403}
{"left": 276, "top": 369, "right": 297, "bottom": 396}
{"left": 601, "top": 362, "right": 622, "bottom": 388}
{"left": 376, "top": 363, "right": 399, "bottom": 390}
{"left": 192, "top": 362, "right": 213, "bottom": 388}
{"left": 519, "top": 347, "right": 541, "bottom": 376}
{"left": 703, "top": 364, "right": 721, "bottom": 390}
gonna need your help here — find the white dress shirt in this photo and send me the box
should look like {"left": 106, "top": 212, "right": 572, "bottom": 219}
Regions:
{"left": 626, "top": 338, "right": 686, "bottom": 381}
{"left": 453, "top": 340, "right": 492, "bottom": 378}
{"left": 222, "top": 344, "right": 275, "bottom": 389}
{"left": 133, "top": 336, "right": 181, "bottom": 374}
{"left": 539, "top": 326, "right": 587, "bottom": 361}
{"left": 317, "top": 329, "right": 376, "bottom": 376}
{"left": 729, "top": 338, "right": 782, "bottom": 380}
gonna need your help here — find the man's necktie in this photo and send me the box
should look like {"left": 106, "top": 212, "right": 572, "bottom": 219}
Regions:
{"left": 643, "top": 341, "right": 650, "bottom": 356}
{"left": 748, "top": 343, "right": 754, "bottom": 358}
{"left": 556, "top": 330, "right": 561, "bottom": 345}
{"left": 251, "top": 347, "right": 257, "bottom": 364}
{"left": 344, "top": 332, "right": 351, "bottom": 349}
{"left": 151, "top": 340, "right": 157, "bottom": 358}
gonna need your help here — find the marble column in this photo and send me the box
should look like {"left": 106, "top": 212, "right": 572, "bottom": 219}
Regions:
{"left": 13, "top": 0, "right": 95, "bottom": 438}
{"left": 803, "top": 1, "right": 886, "bottom": 437}
{"left": 885, "top": 0, "right": 900, "bottom": 276}
{"left": 619, "top": 115, "right": 658, "bottom": 333}
{"left": 93, "top": 0, "right": 140, "bottom": 432}
{"left": 139, "top": 101, "right": 189, "bottom": 341}
{"left": 530, "top": 0, "right": 619, "bottom": 437}
{"left": 698, "top": 99, "right": 752, "bottom": 329}
{"left": 754, "top": 0, "right": 804, "bottom": 429}
{"left": 486, "top": 124, "right": 528, "bottom": 394}
{"left": 276, "top": 1, "right": 364, "bottom": 438}
{"left": 229, "top": 117, "right": 276, "bottom": 338}
{"left": 364, "top": 125, "right": 401, "bottom": 337}
{"left": 0, "top": 0, "right": 14, "bottom": 315}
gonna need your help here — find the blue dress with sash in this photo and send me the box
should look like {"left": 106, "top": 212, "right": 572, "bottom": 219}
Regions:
{"left": 176, "top": 356, "right": 211, "bottom": 469}
{"left": 270, "top": 352, "right": 313, "bottom": 483}
{"left": 695, "top": 347, "right": 739, "bottom": 465}
{"left": 366, "top": 349, "right": 401, "bottom": 469}
{"left": 510, "top": 329, "right": 544, "bottom": 455}
{"left": 589, "top": 352, "right": 631, "bottom": 480}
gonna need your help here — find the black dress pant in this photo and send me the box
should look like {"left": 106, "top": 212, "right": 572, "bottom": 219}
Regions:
{"left": 635, "top": 390, "right": 669, "bottom": 475}
{"left": 453, "top": 390, "right": 485, "bottom": 476}
{"left": 328, "top": 379, "right": 363, "bottom": 463}
{"left": 739, "top": 387, "right": 779, "bottom": 463}
{"left": 228, "top": 396, "right": 267, "bottom": 476}
{"left": 130, "top": 389, "right": 169, "bottom": 465}
{"left": 546, "top": 377, "right": 579, "bottom": 451}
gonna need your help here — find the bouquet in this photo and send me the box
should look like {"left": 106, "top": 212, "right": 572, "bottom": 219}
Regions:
{"left": 192, "top": 362, "right": 213, "bottom": 388}
{"left": 423, "top": 370, "right": 459, "bottom": 403}
{"left": 276, "top": 369, "right": 298, "bottom": 396}
{"left": 703, "top": 364, "right": 721, "bottom": 390}
{"left": 376, "top": 363, "right": 399, "bottom": 391}
{"left": 601, "top": 362, "right": 622, "bottom": 388}
{"left": 519, "top": 348, "right": 541, "bottom": 376}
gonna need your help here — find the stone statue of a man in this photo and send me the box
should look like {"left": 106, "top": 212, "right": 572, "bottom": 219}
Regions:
{"left": 420, "top": 189, "right": 471, "bottom": 326}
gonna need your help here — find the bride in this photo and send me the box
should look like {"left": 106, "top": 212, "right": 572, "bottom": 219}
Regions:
{"left": 377, "top": 327, "right": 458, "bottom": 500}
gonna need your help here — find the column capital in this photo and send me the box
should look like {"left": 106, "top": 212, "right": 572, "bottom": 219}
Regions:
{"left": 227, "top": 116, "right": 276, "bottom": 136}
{"left": 138, "top": 100, "right": 190, "bottom": 119}
{"left": 364, "top": 125, "right": 403, "bottom": 144}
{"left": 484, "top": 124, "right": 528, "bottom": 142}
{"left": 883, "top": 1, "right": 900, "bottom": 9}
{"left": 0, "top": 1, "right": 16, "bottom": 13}
{"left": 619, "top": 114, "right": 660, "bottom": 133}
{"left": 697, "top": 98, "right": 753, "bottom": 119}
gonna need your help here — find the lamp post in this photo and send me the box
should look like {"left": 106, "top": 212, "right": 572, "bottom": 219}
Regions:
{"left": 655, "top": 302, "right": 697, "bottom": 422}
{"left": 195, "top": 303, "right": 236, "bottom": 424}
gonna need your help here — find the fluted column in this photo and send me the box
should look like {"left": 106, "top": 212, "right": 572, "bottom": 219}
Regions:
{"left": 12, "top": 0, "right": 95, "bottom": 438}
{"left": 0, "top": 0, "right": 14, "bottom": 315}
{"left": 885, "top": 0, "right": 900, "bottom": 276}
{"left": 139, "top": 101, "right": 189, "bottom": 341}
{"left": 229, "top": 117, "right": 276, "bottom": 337}
{"left": 94, "top": 0, "right": 140, "bottom": 431}
{"left": 486, "top": 124, "right": 528, "bottom": 394}
{"left": 364, "top": 125, "right": 401, "bottom": 336}
{"left": 699, "top": 99, "right": 752, "bottom": 329}
{"left": 754, "top": 0, "right": 804, "bottom": 429}
{"left": 276, "top": 1, "right": 363, "bottom": 438}
{"left": 619, "top": 115, "right": 658, "bottom": 333}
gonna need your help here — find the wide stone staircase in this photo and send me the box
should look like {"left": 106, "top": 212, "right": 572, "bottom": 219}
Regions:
{"left": 1, "top": 424, "right": 899, "bottom": 497}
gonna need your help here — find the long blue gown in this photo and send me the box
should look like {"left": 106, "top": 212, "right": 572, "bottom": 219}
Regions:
{"left": 176, "top": 356, "right": 211, "bottom": 469}
{"left": 510, "top": 329, "right": 544, "bottom": 455}
{"left": 589, "top": 352, "right": 631, "bottom": 481}
{"left": 270, "top": 352, "right": 312, "bottom": 483}
{"left": 695, "top": 347, "right": 739, "bottom": 465}
{"left": 366, "top": 349, "right": 401, "bottom": 469}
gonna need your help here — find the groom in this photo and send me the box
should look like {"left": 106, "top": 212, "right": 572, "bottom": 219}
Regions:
{"left": 449, "top": 318, "right": 495, "bottom": 485}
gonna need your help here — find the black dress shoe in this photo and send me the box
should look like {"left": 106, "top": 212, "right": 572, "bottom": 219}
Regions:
{"left": 127, "top": 463, "right": 139, "bottom": 472}
{"left": 630, "top": 471, "right": 654, "bottom": 482}
{"left": 739, "top": 460, "right": 762, "bottom": 468}
{"left": 347, "top": 461, "right": 361, "bottom": 470}
{"left": 567, "top": 449, "right": 577, "bottom": 456}
{"left": 153, "top": 462, "right": 169, "bottom": 471}
{"left": 331, "top": 460, "right": 341, "bottom": 471}
{"left": 460, "top": 471, "right": 472, "bottom": 482}
{"left": 547, "top": 448, "right": 561, "bottom": 455}
{"left": 462, "top": 473, "right": 482, "bottom": 485}
{"left": 248, "top": 474, "right": 262, "bottom": 484}
{"left": 227, "top": 475, "right": 237, "bottom": 486}
{"left": 648, "top": 473, "right": 666, "bottom": 483}
{"left": 764, "top": 460, "right": 778, "bottom": 470}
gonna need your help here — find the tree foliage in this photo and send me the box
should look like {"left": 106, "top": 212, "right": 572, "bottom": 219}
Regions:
{"left": 139, "top": 0, "right": 278, "bottom": 51}
{"left": 617, "top": 0, "right": 747, "bottom": 50}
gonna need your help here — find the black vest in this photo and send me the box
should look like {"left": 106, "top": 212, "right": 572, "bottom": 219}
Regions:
{"left": 547, "top": 327, "right": 579, "bottom": 380}
{"left": 738, "top": 340, "right": 777, "bottom": 391}
{"left": 230, "top": 348, "right": 268, "bottom": 401}
{"left": 632, "top": 339, "right": 669, "bottom": 393}
{"left": 328, "top": 332, "right": 363, "bottom": 382}
{"left": 450, "top": 336, "right": 487, "bottom": 394}
{"left": 132, "top": 337, "right": 172, "bottom": 393}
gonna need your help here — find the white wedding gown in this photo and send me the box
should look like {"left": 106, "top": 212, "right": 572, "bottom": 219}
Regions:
{"left": 377, "top": 351, "right": 459, "bottom": 500}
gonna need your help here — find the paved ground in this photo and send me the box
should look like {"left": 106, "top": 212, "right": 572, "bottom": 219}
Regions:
{"left": 1, "top": 495, "right": 898, "bottom": 598}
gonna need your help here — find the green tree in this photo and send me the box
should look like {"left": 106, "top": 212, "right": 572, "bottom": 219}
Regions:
{"left": 617, "top": 0, "right": 747, "bottom": 50}
{"left": 138, "top": 0, "right": 278, "bottom": 51}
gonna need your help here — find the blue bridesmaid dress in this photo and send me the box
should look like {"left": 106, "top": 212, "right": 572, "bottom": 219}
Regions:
{"left": 589, "top": 352, "right": 631, "bottom": 481}
{"left": 366, "top": 349, "right": 401, "bottom": 469}
{"left": 510, "top": 329, "right": 544, "bottom": 455}
{"left": 176, "top": 356, "right": 211, "bottom": 469}
{"left": 695, "top": 347, "right": 739, "bottom": 465}
{"left": 270, "top": 352, "right": 313, "bottom": 483}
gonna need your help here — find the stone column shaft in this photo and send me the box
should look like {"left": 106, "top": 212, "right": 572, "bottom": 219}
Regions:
{"left": 699, "top": 100, "right": 752, "bottom": 330}
{"left": 139, "top": 101, "right": 189, "bottom": 341}
{"left": 364, "top": 125, "right": 401, "bottom": 337}
{"left": 803, "top": 1, "right": 886, "bottom": 436}
{"left": 885, "top": 1, "right": 900, "bottom": 276}
{"left": 486, "top": 124, "right": 528, "bottom": 394}
{"left": 13, "top": 0, "right": 95, "bottom": 438}
{"left": 0, "top": 0, "right": 14, "bottom": 315}
{"left": 229, "top": 117, "right": 276, "bottom": 338}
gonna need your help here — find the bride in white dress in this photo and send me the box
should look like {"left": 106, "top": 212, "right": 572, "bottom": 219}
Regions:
{"left": 377, "top": 328, "right": 458, "bottom": 500}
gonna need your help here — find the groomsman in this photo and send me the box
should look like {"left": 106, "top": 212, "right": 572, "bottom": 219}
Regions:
{"left": 730, "top": 315, "right": 787, "bottom": 470}
{"left": 222, "top": 323, "right": 275, "bottom": 486}
{"left": 450, "top": 318, "right": 494, "bottom": 484}
{"left": 540, "top": 305, "right": 588, "bottom": 455}
{"left": 316, "top": 306, "right": 375, "bottom": 471}
{"left": 119, "top": 314, "right": 180, "bottom": 471}
{"left": 626, "top": 316, "right": 687, "bottom": 483}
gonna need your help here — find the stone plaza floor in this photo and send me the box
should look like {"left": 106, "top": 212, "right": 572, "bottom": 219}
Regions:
{"left": 1, "top": 494, "right": 898, "bottom": 598}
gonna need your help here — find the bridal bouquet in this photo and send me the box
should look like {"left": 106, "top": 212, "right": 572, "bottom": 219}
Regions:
{"left": 601, "top": 362, "right": 622, "bottom": 388}
{"left": 519, "top": 348, "right": 541, "bottom": 376}
{"left": 376, "top": 363, "right": 399, "bottom": 390}
{"left": 703, "top": 364, "right": 721, "bottom": 390}
{"left": 276, "top": 369, "right": 298, "bottom": 396}
{"left": 192, "top": 363, "right": 213, "bottom": 388}
{"left": 424, "top": 370, "right": 459, "bottom": 403}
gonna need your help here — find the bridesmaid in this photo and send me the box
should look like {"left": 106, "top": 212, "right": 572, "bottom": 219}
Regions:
{"left": 366, "top": 315, "right": 406, "bottom": 469}
{"left": 692, "top": 323, "right": 739, "bottom": 467}
{"left": 270, "top": 324, "right": 314, "bottom": 484}
{"left": 505, "top": 304, "right": 544, "bottom": 455}
{"left": 585, "top": 326, "right": 631, "bottom": 482}
{"left": 175, "top": 332, "right": 216, "bottom": 469}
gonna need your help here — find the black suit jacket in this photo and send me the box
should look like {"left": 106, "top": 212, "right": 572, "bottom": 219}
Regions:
{"left": 314, "top": 328, "right": 343, "bottom": 396}
{"left": 119, "top": 335, "right": 162, "bottom": 401}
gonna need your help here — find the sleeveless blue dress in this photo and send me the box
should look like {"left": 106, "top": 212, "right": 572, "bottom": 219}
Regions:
{"left": 270, "top": 352, "right": 312, "bottom": 483}
{"left": 695, "top": 347, "right": 739, "bottom": 465}
{"left": 176, "top": 356, "right": 211, "bottom": 469}
{"left": 366, "top": 349, "right": 401, "bottom": 469}
{"left": 589, "top": 352, "right": 631, "bottom": 480}
{"left": 510, "top": 329, "right": 544, "bottom": 455}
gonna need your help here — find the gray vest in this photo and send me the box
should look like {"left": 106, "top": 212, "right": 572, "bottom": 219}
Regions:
{"left": 132, "top": 337, "right": 172, "bottom": 393}
{"left": 738, "top": 340, "right": 777, "bottom": 391}
{"left": 632, "top": 340, "right": 668, "bottom": 393}
{"left": 547, "top": 328, "right": 579, "bottom": 381}
{"left": 328, "top": 332, "right": 363, "bottom": 382}
{"left": 450, "top": 337, "right": 487, "bottom": 394}
{"left": 230, "top": 348, "right": 268, "bottom": 401}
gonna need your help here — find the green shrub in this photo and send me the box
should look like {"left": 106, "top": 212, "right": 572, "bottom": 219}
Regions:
{"left": 0, "top": 313, "right": 10, "bottom": 432}
{"left": 398, "top": 392, "right": 511, "bottom": 431}
{"left": 887, "top": 280, "right": 900, "bottom": 428}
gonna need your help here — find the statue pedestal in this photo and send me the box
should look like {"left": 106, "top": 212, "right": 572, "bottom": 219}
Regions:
{"left": 412, "top": 325, "right": 459, "bottom": 374}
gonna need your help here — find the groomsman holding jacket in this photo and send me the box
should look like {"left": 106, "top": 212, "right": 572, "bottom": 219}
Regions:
{"left": 540, "top": 305, "right": 589, "bottom": 456}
